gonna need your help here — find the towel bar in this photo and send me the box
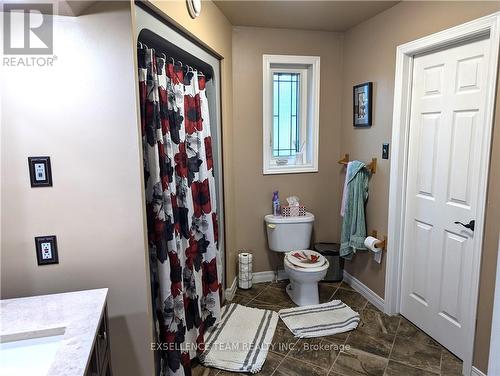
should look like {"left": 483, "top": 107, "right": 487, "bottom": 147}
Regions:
{"left": 338, "top": 153, "right": 377, "bottom": 174}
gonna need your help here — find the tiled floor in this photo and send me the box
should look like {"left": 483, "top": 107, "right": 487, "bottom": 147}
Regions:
{"left": 192, "top": 280, "right": 463, "bottom": 376}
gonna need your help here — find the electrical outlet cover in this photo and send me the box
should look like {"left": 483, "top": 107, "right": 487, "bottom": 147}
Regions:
{"left": 35, "top": 236, "right": 58, "bottom": 265}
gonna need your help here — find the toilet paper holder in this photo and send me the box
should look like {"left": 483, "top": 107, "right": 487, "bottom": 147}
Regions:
{"left": 370, "top": 230, "right": 387, "bottom": 250}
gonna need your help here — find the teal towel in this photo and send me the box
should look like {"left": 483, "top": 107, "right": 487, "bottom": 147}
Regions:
{"left": 340, "top": 161, "right": 370, "bottom": 259}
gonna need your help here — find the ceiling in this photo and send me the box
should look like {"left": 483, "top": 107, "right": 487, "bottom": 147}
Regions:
{"left": 214, "top": 1, "right": 399, "bottom": 32}
{"left": 56, "top": 1, "right": 96, "bottom": 16}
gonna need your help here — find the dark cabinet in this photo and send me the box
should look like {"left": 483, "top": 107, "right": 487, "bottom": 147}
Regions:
{"left": 86, "top": 305, "right": 112, "bottom": 376}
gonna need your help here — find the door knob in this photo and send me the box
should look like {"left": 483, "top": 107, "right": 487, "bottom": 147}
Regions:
{"left": 454, "top": 220, "right": 475, "bottom": 231}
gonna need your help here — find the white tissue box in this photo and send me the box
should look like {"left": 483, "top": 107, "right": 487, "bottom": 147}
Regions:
{"left": 281, "top": 205, "right": 306, "bottom": 217}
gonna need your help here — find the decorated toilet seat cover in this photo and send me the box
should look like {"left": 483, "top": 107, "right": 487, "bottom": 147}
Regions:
{"left": 286, "top": 250, "right": 326, "bottom": 269}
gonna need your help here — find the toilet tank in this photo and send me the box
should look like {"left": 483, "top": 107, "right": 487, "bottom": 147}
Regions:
{"left": 264, "top": 212, "right": 314, "bottom": 252}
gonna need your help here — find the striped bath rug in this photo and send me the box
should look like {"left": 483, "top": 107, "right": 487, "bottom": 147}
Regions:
{"left": 278, "top": 300, "right": 360, "bottom": 338}
{"left": 200, "top": 303, "right": 278, "bottom": 374}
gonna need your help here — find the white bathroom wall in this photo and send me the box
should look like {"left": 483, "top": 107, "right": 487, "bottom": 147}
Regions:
{"left": 0, "top": 2, "right": 154, "bottom": 375}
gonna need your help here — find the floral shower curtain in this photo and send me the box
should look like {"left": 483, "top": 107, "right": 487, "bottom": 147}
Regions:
{"left": 138, "top": 47, "right": 222, "bottom": 376}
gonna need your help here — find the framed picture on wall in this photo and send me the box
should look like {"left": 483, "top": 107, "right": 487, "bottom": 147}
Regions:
{"left": 353, "top": 82, "right": 373, "bottom": 127}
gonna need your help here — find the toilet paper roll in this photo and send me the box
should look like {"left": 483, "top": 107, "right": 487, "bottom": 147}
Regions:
{"left": 364, "top": 236, "right": 382, "bottom": 252}
{"left": 364, "top": 236, "right": 383, "bottom": 264}
{"left": 238, "top": 252, "right": 253, "bottom": 289}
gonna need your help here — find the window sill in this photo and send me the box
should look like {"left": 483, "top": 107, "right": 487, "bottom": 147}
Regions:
{"left": 263, "top": 164, "right": 318, "bottom": 175}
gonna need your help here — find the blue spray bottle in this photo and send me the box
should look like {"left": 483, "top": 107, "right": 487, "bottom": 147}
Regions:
{"left": 272, "top": 191, "right": 280, "bottom": 216}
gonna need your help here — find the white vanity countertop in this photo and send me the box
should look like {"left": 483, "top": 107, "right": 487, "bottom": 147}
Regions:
{"left": 0, "top": 288, "right": 108, "bottom": 376}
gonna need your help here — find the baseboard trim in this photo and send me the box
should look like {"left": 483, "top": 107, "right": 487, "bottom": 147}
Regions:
{"left": 342, "top": 271, "right": 385, "bottom": 312}
{"left": 225, "top": 270, "right": 289, "bottom": 301}
{"left": 252, "top": 270, "right": 288, "bottom": 284}
{"left": 231, "top": 270, "right": 385, "bottom": 312}
{"left": 471, "top": 366, "right": 486, "bottom": 376}
{"left": 224, "top": 277, "right": 237, "bottom": 301}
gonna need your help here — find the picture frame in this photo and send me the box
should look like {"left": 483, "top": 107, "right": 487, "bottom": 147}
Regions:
{"left": 35, "top": 235, "right": 59, "bottom": 265}
{"left": 353, "top": 82, "right": 373, "bottom": 127}
{"left": 28, "top": 156, "right": 52, "bottom": 187}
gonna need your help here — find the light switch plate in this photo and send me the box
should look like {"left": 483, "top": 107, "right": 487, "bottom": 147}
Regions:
{"left": 35, "top": 235, "right": 58, "bottom": 265}
{"left": 28, "top": 156, "right": 52, "bottom": 187}
{"left": 382, "top": 143, "right": 390, "bottom": 159}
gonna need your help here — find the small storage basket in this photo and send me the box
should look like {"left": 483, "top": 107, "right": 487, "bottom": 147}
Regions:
{"left": 281, "top": 205, "right": 306, "bottom": 217}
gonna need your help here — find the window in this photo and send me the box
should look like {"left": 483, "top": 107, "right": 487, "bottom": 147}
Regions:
{"left": 272, "top": 71, "right": 302, "bottom": 157}
{"left": 263, "top": 55, "right": 320, "bottom": 174}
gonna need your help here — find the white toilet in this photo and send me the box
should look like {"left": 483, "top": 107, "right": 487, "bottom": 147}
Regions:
{"left": 264, "top": 212, "right": 329, "bottom": 306}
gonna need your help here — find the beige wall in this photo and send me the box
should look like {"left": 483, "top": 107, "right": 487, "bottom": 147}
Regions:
{"left": 147, "top": 0, "right": 237, "bottom": 284}
{"left": 477, "top": 77, "right": 500, "bottom": 372}
{"left": 340, "top": 2, "right": 500, "bottom": 372}
{"left": 232, "top": 26, "right": 343, "bottom": 274}
{"left": 0, "top": 2, "right": 154, "bottom": 375}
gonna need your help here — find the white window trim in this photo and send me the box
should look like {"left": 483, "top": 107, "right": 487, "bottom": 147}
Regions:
{"left": 262, "top": 54, "right": 320, "bottom": 175}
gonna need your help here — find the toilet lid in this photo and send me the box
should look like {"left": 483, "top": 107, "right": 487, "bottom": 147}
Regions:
{"left": 286, "top": 250, "right": 326, "bottom": 269}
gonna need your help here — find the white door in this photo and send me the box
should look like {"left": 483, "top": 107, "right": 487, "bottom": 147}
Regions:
{"left": 401, "top": 37, "right": 490, "bottom": 359}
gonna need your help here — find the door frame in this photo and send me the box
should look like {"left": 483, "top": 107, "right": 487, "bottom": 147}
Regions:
{"left": 488, "top": 235, "right": 500, "bottom": 375}
{"left": 385, "top": 12, "right": 500, "bottom": 375}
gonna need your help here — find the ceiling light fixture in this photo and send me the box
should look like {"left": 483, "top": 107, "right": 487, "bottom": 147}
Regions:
{"left": 187, "top": 0, "right": 202, "bottom": 19}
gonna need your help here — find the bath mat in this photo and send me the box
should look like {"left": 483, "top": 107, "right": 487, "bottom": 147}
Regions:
{"left": 278, "top": 300, "right": 359, "bottom": 338}
{"left": 200, "top": 303, "right": 278, "bottom": 374}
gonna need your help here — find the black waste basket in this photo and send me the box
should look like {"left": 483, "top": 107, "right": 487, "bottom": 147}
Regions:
{"left": 314, "top": 242, "right": 343, "bottom": 282}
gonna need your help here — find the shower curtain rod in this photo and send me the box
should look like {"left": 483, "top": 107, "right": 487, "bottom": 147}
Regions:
{"left": 137, "top": 41, "right": 205, "bottom": 77}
